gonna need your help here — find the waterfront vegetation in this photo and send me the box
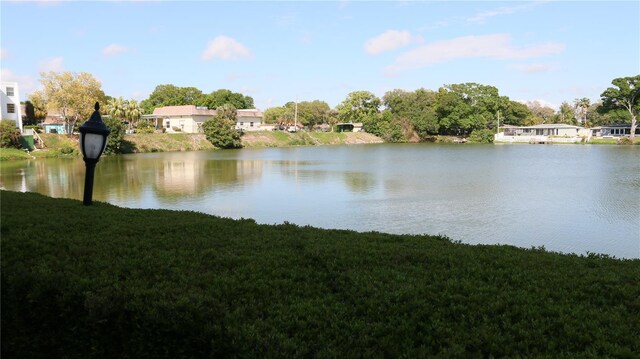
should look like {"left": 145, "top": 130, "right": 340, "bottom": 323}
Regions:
{"left": 2, "top": 190, "right": 639, "bottom": 357}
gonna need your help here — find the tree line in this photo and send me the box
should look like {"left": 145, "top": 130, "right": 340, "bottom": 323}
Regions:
{"left": 16, "top": 71, "right": 640, "bottom": 145}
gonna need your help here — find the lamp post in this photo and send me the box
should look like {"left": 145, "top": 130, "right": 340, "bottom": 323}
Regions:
{"left": 79, "top": 102, "right": 110, "bottom": 206}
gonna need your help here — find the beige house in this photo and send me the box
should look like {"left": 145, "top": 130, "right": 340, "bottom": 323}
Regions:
{"left": 143, "top": 105, "right": 263, "bottom": 133}
{"left": 236, "top": 109, "right": 264, "bottom": 132}
{"left": 145, "top": 105, "right": 215, "bottom": 133}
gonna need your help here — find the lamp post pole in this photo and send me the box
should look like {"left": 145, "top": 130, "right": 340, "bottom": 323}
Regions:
{"left": 79, "top": 102, "right": 110, "bottom": 206}
{"left": 82, "top": 158, "right": 98, "bottom": 206}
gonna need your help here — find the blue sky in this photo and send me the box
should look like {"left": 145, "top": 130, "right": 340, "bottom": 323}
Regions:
{"left": 1, "top": 1, "right": 639, "bottom": 111}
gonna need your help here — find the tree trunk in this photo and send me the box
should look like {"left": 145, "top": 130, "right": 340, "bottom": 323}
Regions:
{"left": 630, "top": 114, "right": 637, "bottom": 140}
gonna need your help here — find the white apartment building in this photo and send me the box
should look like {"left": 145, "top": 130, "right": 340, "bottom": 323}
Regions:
{"left": 1, "top": 81, "right": 23, "bottom": 131}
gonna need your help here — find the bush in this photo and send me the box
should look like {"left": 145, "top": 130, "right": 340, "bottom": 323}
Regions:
{"left": 0, "top": 120, "right": 22, "bottom": 149}
{"left": 202, "top": 118, "right": 242, "bottom": 149}
{"left": 468, "top": 129, "right": 495, "bottom": 143}
{"left": 617, "top": 136, "right": 636, "bottom": 145}
{"left": 102, "top": 117, "right": 125, "bottom": 155}
{"left": 134, "top": 119, "right": 155, "bottom": 134}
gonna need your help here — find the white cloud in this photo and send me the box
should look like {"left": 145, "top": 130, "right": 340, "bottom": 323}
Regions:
{"left": 386, "top": 34, "right": 564, "bottom": 74}
{"left": 36, "top": 0, "right": 63, "bottom": 7}
{"left": 509, "top": 63, "right": 553, "bottom": 73}
{"left": 365, "top": 30, "right": 421, "bottom": 55}
{"left": 0, "top": 69, "right": 38, "bottom": 98}
{"left": 130, "top": 91, "right": 147, "bottom": 101}
{"left": 39, "top": 56, "right": 64, "bottom": 73}
{"left": 102, "top": 44, "right": 130, "bottom": 57}
{"left": 201, "top": 36, "right": 252, "bottom": 61}
{"left": 467, "top": 2, "right": 544, "bottom": 24}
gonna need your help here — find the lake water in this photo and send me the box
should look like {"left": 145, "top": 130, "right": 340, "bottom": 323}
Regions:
{"left": 1, "top": 144, "right": 639, "bottom": 259}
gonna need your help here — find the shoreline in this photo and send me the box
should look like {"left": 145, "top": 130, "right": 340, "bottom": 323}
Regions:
{"left": 0, "top": 132, "right": 633, "bottom": 161}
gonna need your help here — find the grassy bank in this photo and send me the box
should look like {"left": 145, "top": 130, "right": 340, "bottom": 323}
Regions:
{"left": 1, "top": 132, "right": 382, "bottom": 160}
{"left": 241, "top": 131, "right": 383, "bottom": 148}
{"left": 121, "top": 133, "right": 215, "bottom": 153}
{"left": 2, "top": 191, "right": 638, "bottom": 357}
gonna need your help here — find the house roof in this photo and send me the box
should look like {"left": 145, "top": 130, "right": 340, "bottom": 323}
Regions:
{"left": 43, "top": 118, "right": 65, "bottom": 124}
{"left": 595, "top": 123, "right": 633, "bottom": 128}
{"left": 237, "top": 109, "right": 263, "bottom": 117}
{"left": 527, "top": 124, "right": 583, "bottom": 129}
{"left": 152, "top": 105, "right": 216, "bottom": 117}
{"left": 151, "top": 106, "right": 263, "bottom": 118}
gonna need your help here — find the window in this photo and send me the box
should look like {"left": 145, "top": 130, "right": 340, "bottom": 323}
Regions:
{"left": 250, "top": 122, "right": 254, "bottom": 127}
{"left": 165, "top": 121, "right": 170, "bottom": 128}
{"left": 6, "top": 87, "right": 14, "bottom": 96}
{"left": 240, "top": 122, "right": 244, "bottom": 126}
{"left": 7, "top": 103, "right": 15, "bottom": 113}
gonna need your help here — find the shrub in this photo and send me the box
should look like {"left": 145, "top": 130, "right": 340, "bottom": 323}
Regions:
{"left": 202, "top": 117, "right": 242, "bottom": 149}
{"left": 102, "top": 117, "right": 125, "bottom": 155}
{"left": 617, "top": 136, "right": 635, "bottom": 145}
{"left": 134, "top": 119, "right": 155, "bottom": 134}
{"left": 468, "top": 129, "right": 495, "bottom": 143}
{"left": 0, "top": 120, "right": 22, "bottom": 149}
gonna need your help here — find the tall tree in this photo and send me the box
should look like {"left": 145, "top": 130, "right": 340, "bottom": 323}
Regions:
{"left": 336, "top": 91, "right": 381, "bottom": 124}
{"left": 39, "top": 71, "right": 105, "bottom": 135}
{"left": 140, "top": 84, "right": 204, "bottom": 113}
{"left": 200, "top": 89, "right": 254, "bottom": 110}
{"left": 106, "top": 97, "right": 126, "bottom": 120}
{"left": 435, "top": 83, "right": 503, "bottom": 134}
{"left": 573, "top": 97, "right": 591, "bottom": 127}
{"left": 588, "top": 102, "right": 629, "bottom": 127}
{"left": 383, "top": 88, "right": 438, "bottom": 140}
{"left": 290, "top": 100, "right": 331, "bottom": 128}
{"left": 126, "top": 99, "right": 142, "bottom": 131}
{"left": 27, "top": 91, "right": 48, "bottom": 122}
{"left": 556, "top": 102, "right": 576, "bottom": 125}
{"left": 500, "top": 100, "right": 532, "bottom": 126}
{"left": 600, "top": 75, "right": 640, "bottom": 140}
{"left": 263, "top": 106, "right": 290, "bottom": 124}
{"left": 526, "top": 101, "right": 555, "bottom": 124}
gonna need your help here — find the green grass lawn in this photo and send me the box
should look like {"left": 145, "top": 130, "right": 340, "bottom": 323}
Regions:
{"left": 1, "top": 190, "right": 639, "bottom": 358}
{"left": 0, "top": 148, "right": 32, "bottom": 160}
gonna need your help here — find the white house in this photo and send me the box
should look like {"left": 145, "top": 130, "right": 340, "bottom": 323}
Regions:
{"left": 591, "top": 124, "right": 639, "bottom": 137}
{"left": 235, "top": 109, "right": 263, "bottom": 132}
{"left": 495, "top": 124, "right": 587, "bottom": 143}
{"left": 147, "top": 105, "right": 216, "bottom": 133}
{"left": 144, "top": 105, "right": 264, "bottom": 133}
{"left": 1, "top": 81, "right": 23, "bottom": 131}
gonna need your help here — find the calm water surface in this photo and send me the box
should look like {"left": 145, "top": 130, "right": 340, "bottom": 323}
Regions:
{"left": 2, "top": 144, "right": 639, "bottom": 258}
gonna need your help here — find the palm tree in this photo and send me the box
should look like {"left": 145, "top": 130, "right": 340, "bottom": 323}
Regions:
{"left": 106, "top": 97, "right": 126, "bottom": 121}
{"left": 125, "top": 99, "right": 142, "bottom": 131}
{"left": 574, "top": 98, "right": 591, "bottom": 127}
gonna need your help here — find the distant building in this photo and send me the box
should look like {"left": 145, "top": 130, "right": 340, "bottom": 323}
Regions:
{"left": 235, "top": 109, "right": 264, "bottom": 132}
{"left": 495, "top": 124, "right": 587, "bottom": 143}
{"left": 336, "top": 123, "right": 364, "bottom": 132}
{"left": 143, "top": 105, "right": 264, "bottom": 133}
{"left": 1, "top": 81, "right": 23, "bottom": 131}
{"left": 591, "top": 124, "right": 639, "bottom": 137}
